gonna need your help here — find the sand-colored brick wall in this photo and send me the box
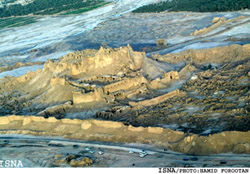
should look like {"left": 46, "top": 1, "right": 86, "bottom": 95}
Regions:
{"left": 130, "top": 89, "right": 179, "bottom": 107}
{"left": 104, "top": 76, "right": 147, "bottom": 94}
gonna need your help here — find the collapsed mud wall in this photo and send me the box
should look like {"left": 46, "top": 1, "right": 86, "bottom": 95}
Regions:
{"left": 50, "top": 77, "right": 66, "bottom": 86}
{"left": 152, "top": 44, "right": 250, "bottom": 65}
{"left": 70, "top": 45, "right": 145, "bottom": 76}
{"left": 16, "top": 70, "right": 42, "bottom": 83}
{"left": 190, "top": 16, "right": 246, "bottom": 36}
{"left": 129, "top": 89, "right": 180, "bottom": 108}
{"left": 149, "top": 71, "right": 179, "bottom": 89}
{"left": 0, "top": 115, "right": 249, "bottom": 155}
{"left": 72, "top": 88, "right": 107, "bottom": 104}
{"left": 80, "top": 75, "right": 122, "bottom": 84}
{"left": 103, "top": 76, "right": 147, "bottom": 94}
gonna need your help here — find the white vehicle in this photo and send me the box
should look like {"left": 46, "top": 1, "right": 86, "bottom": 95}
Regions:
{"left": 85, "top": 147, "right": 90, "bottom": 151}
{"left": 89, "top": 149, "right": 95, "bottom": 154}
{"left": 139, "top": 150, "right": 148, "bottom": 158}
{"left": 129, "top": 150, "right": 134, "bottom": 154}
{"left": 98, "top": 150, "right": 104, "bottom": 155}
{"left": 139, "top": 153, "right": 147, "bottom": 158}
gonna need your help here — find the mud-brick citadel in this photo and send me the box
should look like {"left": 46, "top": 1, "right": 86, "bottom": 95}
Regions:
{"left": 40, "top": 45, "right": 182, "bottom": 108}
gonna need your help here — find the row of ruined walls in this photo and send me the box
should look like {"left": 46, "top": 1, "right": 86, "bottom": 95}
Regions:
{"left": 0, "top": 115, "right": 166, "bottom": 134}
{"left": 129, "top": 89, "right": 180, "bottom": 108}
{"left": 71, "top": 83, "right": 180, "bottom": 106}
{"left": 80, "top": 75, "right": 122, "bottom": 84}
{"left": 48, "top": 72, "right": 180, "bottom": 105}
{"left": 72, "top": 88, "right": 107, "bottom": 104}
{"left": 190, "top": 16, "right": 246, "bottom": 36}
{"left": 0, "top": 115, "right": 250, "bottom": 155}
{"left": 41, "top": 46, "right": 181, "bottom": 105}
{"left": 149, "top": 71, "right": 179, "bottom": 89}
{"left": 152, "top": 44, "right": 250, "bottom": 64}
{"left": 103, "top": 76, "right": 148, "bottom": 94}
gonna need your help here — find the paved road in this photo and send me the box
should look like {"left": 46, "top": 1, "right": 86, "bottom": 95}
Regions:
{"left": 0, "top": 134, "right": 250, "bottom": 167}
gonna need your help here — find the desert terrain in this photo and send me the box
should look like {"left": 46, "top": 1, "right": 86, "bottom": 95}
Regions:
{"left": 0, "top": 0, "right": 250, "bottom": 168}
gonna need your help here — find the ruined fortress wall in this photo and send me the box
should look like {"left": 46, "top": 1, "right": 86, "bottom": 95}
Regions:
{"left": 71, "top": 62, "right": 88, "bottom": 76}
{"left": 125, "top": 85, "right": 147, "bottom": 99}
{"left": 80, "top": 75, "right": 122, "bottom": 84}
{"left": 149, "top": 79, "right": 163, "bottom": 89}
{"left": 92, "top": 120, "right": 124, "bottom": 129}
{"left": 73, "top": 91, "right": 94, "bottom": 104}
{"left": 128, "top": 51, "right": 145, "bottom": 71}
{"left": 128, "top": 125, "right": 144, "bottom": 132}
{"left": 39, "top": 45, "right": 146, "bottom": 78}
{"left": 130, "top": 89, "right": 179, "bottom": 107}
{"left": 162, "top": 71, "right": 179, "bottom": 81}
{"left": 191, "top": 44, "right": 250, "bottom": 64}
{"left": 44, "top": 59, "right": 72, "bottom": 74}
{"left": 191, "top": 20, "right": 223, "bottom": 36}
{"left": 104, "top": 76, "right": 147, "bottom": 93}
{"left": 212, "top": 17, "right": 226, "bottom": 24}
{"left": 157, "top": 39, "right": 167, "bottom": 46}
{"left": 149, "top": 71, "right": 180, "bottom": 89}
{"left": 81, "top": 76, "right": 98, "bottom": 82}
{"left": 55, "top": 62, "right": 70, "bottom": 74}
{"left": 72, "top": 88, "right": 105, "bottom": 104}
{"left": 190, "top": 16, "right": 245, "bottom": 36}
{"left": 16, "top": 70, "right": 41, "bottom": 83}
{"left": 43, "top": 60, "right": 56, "bottom": 72}
{"left": 0, "top": 115, "right": 249, "bottom": 155}
{"left": 0, "top": 116, "right": 165, "bottom": 135}
{"left": 158, "top": 44, "right": 250, "bottom": 64}
{"left": 50, "top": 77, "right": 66, "bottom": 86}
{"left": 70, "top": 46, "right": 144, "bottom": 76}
{"left": 148, "top": 127, "right": 164, "bottom": 134}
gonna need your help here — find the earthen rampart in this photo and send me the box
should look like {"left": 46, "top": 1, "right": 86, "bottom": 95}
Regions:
{"left": 0, "top": 115, "right": 249, "bottom": 155}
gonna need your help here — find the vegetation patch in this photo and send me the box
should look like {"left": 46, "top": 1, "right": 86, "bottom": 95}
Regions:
{"left": 133, "top": 0, "right": 250, "bottom": 13}
{"left": 61, "top": 2, "right": 110, "bottom": 15}
{"left": 0, "top": 0, "right": 107, "bottom": 18}
{"left": 0, "top": 16, "right": 37, "bottom": 29}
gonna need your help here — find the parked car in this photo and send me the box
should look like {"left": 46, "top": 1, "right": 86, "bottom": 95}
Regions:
{"left": 139, "top": 150, "right": 148, "bottom": 158}
{"left": 98, "top": 150, "right": 104, "bottom": 155}
{"left": 129, "top": 149, "right": 134, "bottom": 154}
{"left": 85, "top": 147, "right": 90, "bottom": 151}
{"left": 89, "top": 149, "right": 95, "bottom": 154}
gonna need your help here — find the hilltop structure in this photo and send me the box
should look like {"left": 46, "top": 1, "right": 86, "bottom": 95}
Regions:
{"left": 0, "top": 44, "right": 249, "bottom": 139}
